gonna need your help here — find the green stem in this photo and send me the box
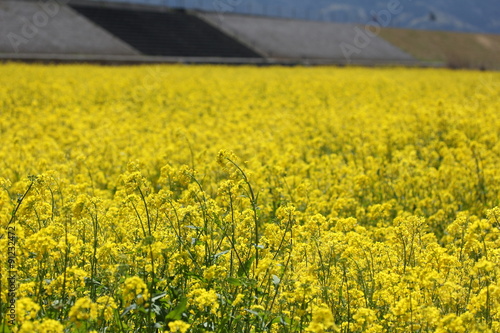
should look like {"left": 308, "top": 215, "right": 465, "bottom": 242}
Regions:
{"left": 225, "top": 158, "right": 260, "bottom": 272}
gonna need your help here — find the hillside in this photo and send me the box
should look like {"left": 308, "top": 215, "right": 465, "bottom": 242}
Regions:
{"left": 122, "top": 0, "right": 500, "bottom": 34}
{"left": 378, "top": 28, "right": 500, "bottom": 69}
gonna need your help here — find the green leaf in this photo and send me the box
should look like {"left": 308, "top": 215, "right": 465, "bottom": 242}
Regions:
{"left": 121, "top": 304, "right": 137, "bottom": 317}
{"left": 227, "top": 277, "right": 242, "bottom": 286}
{"left": 0, "top": 323, "right": 12, "bottom": 333}
{"left": 238, "top": 256, "right": 254, "bottom": 277}
{"left": 191, "top": 238, "right": 202, "bottom": 246}
{"left": 280, "top": 316, "right": 291, "bottom": 325}
{"left": 165, "top": 298, "right": 187, "bottom": 320}
{"left": 214, "top": 249, "right": 230, "bottom": 260}
{"left": 151, "top": 303, "right": 162, "bottom": 315}
{"left": 142, "top": 235, "right": 155, "bottom": 245}
{"left": 245, "top": 308, "right": 261, "bottom": 317}
{"left": 151, "top": 292, "right": 168, "bottom": 302}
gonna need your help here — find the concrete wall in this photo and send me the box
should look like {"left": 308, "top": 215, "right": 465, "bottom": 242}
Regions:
{"left": 198, "top": 13, "right": 415, "bottom": 63}
{"left": 0, "top": 0, "right": 417, "bottom": 65}
{"left": 0, "top": 0, "right": 139, "bottom": 55}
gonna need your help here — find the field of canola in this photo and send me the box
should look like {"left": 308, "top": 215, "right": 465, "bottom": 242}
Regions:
{"left": 0, "top": 64, "right": 499, "bottom": 333}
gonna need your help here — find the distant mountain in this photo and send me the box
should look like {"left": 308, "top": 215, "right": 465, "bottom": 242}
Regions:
{"left": 95, "top": 0, "right": 500, "bottom": 34}
{"left": 245, "top": 0, "right": 500, "bottom": 34}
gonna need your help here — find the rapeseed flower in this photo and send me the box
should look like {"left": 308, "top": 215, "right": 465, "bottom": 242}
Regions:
{"left": 1, "top": 63, "right": 499, "bottom": 332}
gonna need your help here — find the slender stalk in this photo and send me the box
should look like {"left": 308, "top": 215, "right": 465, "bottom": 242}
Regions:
{"left": 8, "top": 177, "right": 35, "bottom": 226}
{"left": 136, "top": 184, "right": 155, "bottom": 332}
{"left": 2, "top": 177, "right": 35, "bottom": 332}
{"left": 90, "top": 202, "right": 99, "bottom": 302}
{"left": 131, "top": 201, "right": 147, "bottom": 238}
{"left": 59, "top": 214, "right": 71, "bottom": 320}
{"left": 225, "top": 158, "right": 260, "bottom": 271}
{"left": 137, "top": 187, "right": 152, "bottom": 236}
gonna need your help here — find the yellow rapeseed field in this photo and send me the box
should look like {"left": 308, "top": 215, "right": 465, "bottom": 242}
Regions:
{"left": 0, "top": 63, "right": 499, "bottom": 333}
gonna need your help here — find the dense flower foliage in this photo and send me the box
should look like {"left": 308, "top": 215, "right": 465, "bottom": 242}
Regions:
{"left": 0, "top": 64, "right": 499, "bottom": 332}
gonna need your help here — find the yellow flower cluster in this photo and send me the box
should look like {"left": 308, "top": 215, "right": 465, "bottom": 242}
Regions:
{"left": 17, "top": 318, "right": 64, "bottom": 333}
{"left": 122, "top": 276, "right": 150, "bottom": 306}
{"left": 0, "top": 63, "right": 499, "bottom": 332}
{"left": 188, "top": 288, "right": 219, "bottom": 314}
{"left": 68, "top": 297, "right": 97, "bottom": 322}
{"left": 306, "top": 304, "right": 336, "bottom": 332}
{"left": 168, "top": 320, "right": 190, "bottom": 333}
